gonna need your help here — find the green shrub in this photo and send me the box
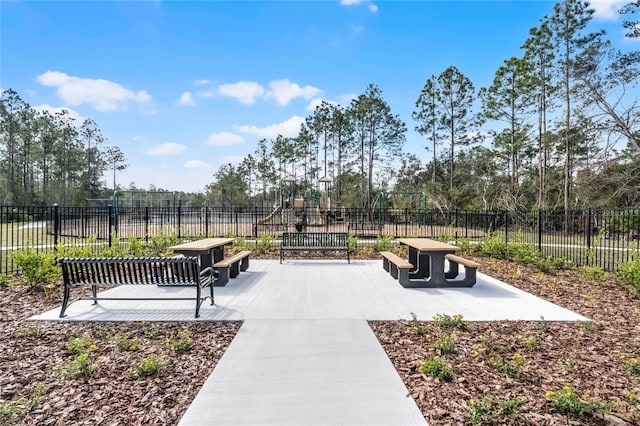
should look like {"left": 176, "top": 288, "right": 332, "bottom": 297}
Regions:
{"left": 418, "top": 356, "right": 454, "bottom": 382}
{"left": 0, "top": 384, "right": 48, "bottom": 424}
{"left": 489, "top": 352, "right": 525, "bottom": 379}
{"left": 11, "top": 248, "right": 60, "bottom": 287}
{"left": 113, "top": 332, "right": 139, "bottom": 352}
{"left": 347, "top": 232, "right": 358, "bottom": 252}
{"left": 255, "top": 234, "right": 274, "bottom": 255}
{"left": 619, "top": 258, "right": 640, "bottom": 297}
{"left": 545, "top": 383, "right": 612, "bottom": 418}
{"left": 432, "top": 313, "right": 468, "bottom": 330}
{"left": 148, "top": 234, "right": 180, "bottom": 257}
{"left": 230, "top": 236, "right": 249, "bottom": 253}
{"left": 373, "top": 235, "right": 393, "bottom": 252}
{"left": 581, "top": 266, "right": 604, "bottom": 282}
{"left": 127, "top": 236, "right": 146, "bottom": 257}
{"left": 58, "top": 352, "right": 97, "bottom": 378}
{"left": 410, "top": 312, "right": 427, "bottom": 336}
{"left": 167, "top": 330, "right": 193, "bottom": 352}
{"left": 66, "top": 334, "right": 97, "bottom": 355}
{"left": 132, "top": 355, "right": 169, "bottom": 378}
{"left": 433, "top": 334, "right": 456, "bottom": 354}
{"left": 467, "top": 396, "right": 525, "bottom": 424}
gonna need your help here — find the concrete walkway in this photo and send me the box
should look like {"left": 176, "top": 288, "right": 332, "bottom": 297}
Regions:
{"left": 32, "top": 260, "right": 588, "bottom": 425}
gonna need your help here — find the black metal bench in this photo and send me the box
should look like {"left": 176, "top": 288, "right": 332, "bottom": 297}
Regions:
{"left": 59, "top": 257, "right": 216, "bottom": 318}
{"left": 280, "top": 232, "right": 350, "bottom": 263}
{"left": 213, "top": 250, "right": 251, "bottom": 286}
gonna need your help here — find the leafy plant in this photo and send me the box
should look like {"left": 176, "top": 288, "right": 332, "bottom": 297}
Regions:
{"left": 113, "top": 332, "right": 139, "bottom": 352}
{"left": 581, "top": 266, "right": 604, "bottom": 282}
{"left": 489, "top": 352, "right": 525, "bottom": 379}
{"left": 132, "top": 355, "right": 169, "bottom": 378}
{"left": 167, "top": 330, "right": 193, "bottom": 352}
{"left": 66, "top": 334, "right": 97, "bottom": 355}
{"left": 522, "top": 336, "right": 541, "bottom": 350}
{"left": 255, "top": 234, "right": 274, "bottom": 255}
{"left": 545, "top": 383, "right": 612, "bottom": 418}
{"left": 11, "top": 248, "right": 60, "bottom": 287}
{"left": 467, "top": 396, "right": 525, "bottom": 424}
{"left": 347, "top": 232, "right": 358, "bottom": 252}
{"left": 140, "top": 321, "right": 163, "bottom": 340}
{"left": 0, "top": 384, "right": 48, "bottom": 425}
{"left": 373, "top": 235, "right": 393, "bottom": 252}
{"left": 410, "top": 312, "right": 427, "bottom": 336}
{"left": 619, "top": 258, "right": 640, "bottom": 297}
{"left": 620, "top": 354, "right": 640, "bottom": 376}
{"left": 432, "top": 313, "right": 468, "bottom": 330}
{"left": 230, "top": 236, "right": 249, "bottom": 253}
{"left": 58, "top": 352, "right": 97, "bottom": 378}
{"left": 433, "top": 334, "right": 456, "bottom": 354}
{"left": 418, "top": 356, "right": 454, "bottom": 382}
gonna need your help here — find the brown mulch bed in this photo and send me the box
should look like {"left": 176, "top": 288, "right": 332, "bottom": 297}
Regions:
{"left": 1, "top": 253, "right": 639, "bottom": 424}
{"left": 0, "top": 285, "right": 241, "bottom": 425}
{"left": 371, "top": 255, "right": 640, "bottom": 425}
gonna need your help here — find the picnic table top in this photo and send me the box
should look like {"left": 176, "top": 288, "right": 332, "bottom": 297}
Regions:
{"left": 169, "top": 238, "right": 234, "bottom": 252}
{"left": 397, "top": 238, "right": 459, "bottom": 252}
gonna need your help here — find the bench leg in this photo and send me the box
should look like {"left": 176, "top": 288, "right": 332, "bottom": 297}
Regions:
{"left": 382, "top": 257, "right": 390, "bottom": 272}
{"left": 456, "top": 267, "right": 477, "bottom": 287}
{"left": 59, "top": 285, "right": 71, "bottom": 318}
{"left": 240, "top": 256, "right": 249, "bottom": 271}
{"left": 91, "top": 284, "right": 98, "bottom": 304}
{"left": 195, "top": 283, "right": 202, "bottom": 318}
{"left": 215, "top": 267, "right": 230, "bottom": 286}
{"left": 230, "top": 261, "right": 240, "bottom": 278}
{"left": 445, "top": 261, "right": 459, "bottom": 279}
{"left": 398, "top": 268, "right": 411, "bottom": 287}
{"left": 390, "top": 263, "right": 399, "bottom": 279}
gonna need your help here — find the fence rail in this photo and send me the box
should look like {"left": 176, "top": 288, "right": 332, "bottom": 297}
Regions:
{"left": 1, "top": 205, "right": 638, "bottom": 274}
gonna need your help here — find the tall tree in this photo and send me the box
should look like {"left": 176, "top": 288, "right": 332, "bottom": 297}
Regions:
{"left": 79, "top": 118, "right": 106, "bottom": 200}
{"left": 436, "top": 66, "right": 476, "bottom": 191}
{"left": 548, "top": 0, "right": 603, "bottom": 212}
{"left": 620, "top": 0, "right": 640, "bottom": 39}
{"left": 521, "top": 22, "right": 556, "bottom": 208}
{"left": 348, "top": 84, "right": 406, "bottom": 208}
{"left": 413, "top": 75, "right": 441, "bottom": 183}
{"left": 105, "top": 146, "right": 128, "bottom": 193}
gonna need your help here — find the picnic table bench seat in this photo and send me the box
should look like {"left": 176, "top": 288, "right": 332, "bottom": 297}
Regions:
{"left": 444, "top": 253, "right": 480, "bottom": 287}
{"left": 280, "top": 232, "right": 350, "bottom": 263}
{"left": 380, "top": 251, "right": 413, "bottom": 286}
{"left": 59, "top": 256, "right": 215, "bottom": 318}
{"left": 213, "top": 250, "right": 251, "bottom": 286}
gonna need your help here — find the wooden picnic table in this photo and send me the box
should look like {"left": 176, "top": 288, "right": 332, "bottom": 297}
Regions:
{"left": 169, "top": 238, "right": 234, "bottom": 271}
{"left": 397, "top": 238, "right": 459, "bottom": 287}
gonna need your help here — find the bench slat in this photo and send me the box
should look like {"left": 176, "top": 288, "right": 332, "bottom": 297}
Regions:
{"left": 445, "top": 254, "right": 480, "bottom": 268}
{"left": 213, "top": 251, "right": 251, "bottom": 268}
{"left": 380, "top": 251, "right": 413, "bottom": 268}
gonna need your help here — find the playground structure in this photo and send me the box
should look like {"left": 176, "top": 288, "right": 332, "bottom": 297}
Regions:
{"left": 259, "top": 178, "right": 428, "bottom": 233}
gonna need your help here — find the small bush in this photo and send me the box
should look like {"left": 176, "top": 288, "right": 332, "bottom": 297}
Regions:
{"left": 347, "top": 232, "right": 358, "bottom": 252}
{"left": 581, "top": 266, "right": 605, "bottom": 282}
{"left": 132, "top": 355, "right": 169, "bottom": 378}
{"left": 418, "top": 356, "right": 454, "bottom": 382}
{"left": 432, "top": 313, "right": 468, "bottom": 331}
{"left": 373, "top": 235, "right": 393, "bottom": 252}
{"left": 255, "top": 234, "right": 274, "bottom": 255}
{"left": 66, "top": 334, "right": 97, "bottom": 355}
{"left": 113, "top": 332, "right": 139, "bottom": 352}
{"left": 58, "top": 352, "right": 97, "bottom": 379}
{"left": 410, "top": 312, "right": 427, "bottom": 336}
{"left": 467, "top": 396, "right": 525, "bottom": 424}
{"left": 11, "top": 248, "right": 60, "bottom": 287}
{"left": 433, "top": 334, "right": 456, "bottom": 354}
{"left": 489, "top": 352, "right": 525, "bottom": 379}
{"left": 167, "top": 330, "right": 193, "bottom": 352}
{"left": 620, "top": 354, "right": 640, "bottom": 376}
{"left": 545, "top": 383, "right": 612, "bottom": 418}
{"left": 619, "top": 258, "right": 640, "bottom": 297}
{"left": 230, "top": 236, "right": 249, "bottom": 253}
{"left": 0, "top": 384, "right": 48, "bottom": 424}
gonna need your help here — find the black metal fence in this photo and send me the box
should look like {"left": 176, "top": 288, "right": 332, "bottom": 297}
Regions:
{"left": 1, "top": 205, "right": 638, "bottom": 274}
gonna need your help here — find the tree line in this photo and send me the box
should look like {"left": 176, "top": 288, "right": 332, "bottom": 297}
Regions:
{"left": 2, "top": 0, "right": 639, "bottom": 210}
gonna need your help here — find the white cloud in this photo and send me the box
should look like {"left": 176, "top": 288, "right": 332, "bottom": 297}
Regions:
{"left": 184, "top": 160, "right": 211, "bottom": 169}
{"left": 338, "top": 92, "right": 358, "bottom": 104}
{"left": 196, "top": 90, "right": 215, "bottom": 98}
{"left": 33, "top": 104, "right": 84, "bottom": 123}
{"left": 206, "top": 132, "right": 245, "bottom": 146}
{"left": 590, "top": 0, "right": 628, "bottom": 19}
{"left": 133, "top": 135, "right": 147, "bottom": 142}
{"left": 306, "top": 98, "right": 338, "bottom": 111}
{"left": 233, "top": 115, "right": 305, "bottom": 139}
{"left": 36, "top": 70, "right": 153, "bottom": 112}
{"left": 340, "top": 0, "right": 378, "bottom": 13}
{"left": 178, "top": 91, "right": 195, "bottom": 106}
{"left": 146, "top": 142, "right": 187, "bottom": 156}
{"left": 194, "top": 79, "right": 211, "bottom": 85}
{"left": 266, "top": 79, "right": 322, "bottom": 106}
{"left": 218, "top": 81, "right": 265, "bottom": 105}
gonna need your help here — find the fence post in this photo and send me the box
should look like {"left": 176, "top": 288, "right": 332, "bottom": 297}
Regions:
{"left": 235, "top": 209, "right": 239, "bottom": 236}
{"left": 254, "top": 206, "right": 258, "bottom": 238}
{"left": 177, "top": 202, "right": 182, "bottom": 239}
{"left": 108, "top": 205, "right": 113, "bottom": 247}
{"left": 205, "top": 206, "right": 209, "bottom": 237}
{"left": 586, "top": 208, "right": 592, "bottom": 266}
{"left": 53, "top": 204, "right": 60, "bottom": 247}
{"left": 145, "top": 206, "right": 150, "bottom": 242}
{"left": 538, "top": 209, "right": 542, "bottom": 253}
{"left": 455, "top": 208, "right": 459, "bottom": 241}
{"left": 504, "top": 210, "right": 508, "bottom": 244}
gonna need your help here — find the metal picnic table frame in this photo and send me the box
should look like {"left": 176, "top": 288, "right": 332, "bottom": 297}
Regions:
{"left": 397, "top": 238, "right": 459, "bottom": 288}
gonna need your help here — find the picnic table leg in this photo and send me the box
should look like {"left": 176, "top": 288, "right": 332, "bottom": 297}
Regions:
{"left": 445, "top": 261, "right": 459, "bottom": 279}
{"left": 426, "top": 252, "right": 448, "bottom": 287}
{"left": 408, "top": 248, "right": 429, "bottom": 279}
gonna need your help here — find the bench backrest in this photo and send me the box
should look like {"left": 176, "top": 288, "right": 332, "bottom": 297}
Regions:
{"left": 60, "top": 257, "right": 201, "bottom": 287}
{"left": 281, "top": 232, "right": 348, "bottom": 249}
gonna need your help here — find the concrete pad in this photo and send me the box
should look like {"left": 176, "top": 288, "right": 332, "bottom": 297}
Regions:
{"left": 177, "top": 319, "right": 427, "bottom": 426}
{"left": 32, "top": 260, "right": 588, "bottom": 322}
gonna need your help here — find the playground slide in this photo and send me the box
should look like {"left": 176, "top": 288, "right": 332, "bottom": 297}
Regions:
{"left": 258, "top": 204, "right": 283, "bottom": 225}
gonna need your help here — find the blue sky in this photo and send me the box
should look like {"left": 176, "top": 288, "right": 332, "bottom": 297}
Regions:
{"left": 1, "top": 0, "right": 636, "bottom": 193}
